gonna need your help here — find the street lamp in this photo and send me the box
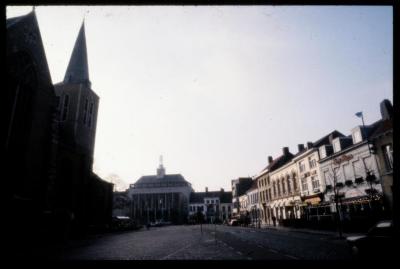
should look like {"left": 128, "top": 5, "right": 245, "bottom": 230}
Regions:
{"left": 355, "top": 111, "right": 372, "bottom": 155}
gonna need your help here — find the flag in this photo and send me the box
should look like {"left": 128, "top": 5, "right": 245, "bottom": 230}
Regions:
{"left": 355, "top": 112, "right": 363, "bottom": 118}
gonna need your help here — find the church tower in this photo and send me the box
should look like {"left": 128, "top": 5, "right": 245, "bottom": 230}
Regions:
{"left": 54, "top": 21, "right": 99, "bottom": 159}
{"left": 156, "top": 155, "right": 166, "bottom": 178}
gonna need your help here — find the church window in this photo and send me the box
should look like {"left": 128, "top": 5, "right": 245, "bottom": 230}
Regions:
{"left": 88, "top": 102, "right": 94, "bottom": 127}
{"left": 61, "top": 94, "right": 69, "bottom": 121}
{"left": 83, "top": 98, "right": 88, "bottom": 125}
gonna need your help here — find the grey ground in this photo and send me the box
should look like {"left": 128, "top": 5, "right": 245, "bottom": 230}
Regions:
{"left": 40, "top": 224, "right": 353, "bottom": 260}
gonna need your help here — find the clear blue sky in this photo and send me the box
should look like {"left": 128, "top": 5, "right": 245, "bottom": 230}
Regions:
{"left": 7, "top": 6, "right": 393, "bottom": 192}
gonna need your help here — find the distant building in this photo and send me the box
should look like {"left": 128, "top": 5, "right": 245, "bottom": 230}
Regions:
{"left": 112, "top": 190, "right": 131, "bottom": 217}
{"left": 267, "top": 147, "right": 301, "bottom": 223}
{"left": 128, "top": 160, "right": 194, "bottom": 224}
{"left": 188, "top": 188, "right": 232, "bottom": 223}
{"left": 231, "top": 177, "right": 253, "bottom": 218}
{"left": 245, "top": 179, "right": 261, "bottom": 227}
{"left": 370, "top": 100, "right": 393, "bottom": 213}
{"left": 292, "top": 131, "right": 345, "bottom": 221}
{"left": 255, "top": 147, "right": 300, "bottom": 226}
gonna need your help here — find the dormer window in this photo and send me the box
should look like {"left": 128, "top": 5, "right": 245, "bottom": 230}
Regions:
{"left": 352, "top": 128, "right": 363, "bottom": 144}
{"left": 333, "top": 139, "right": 341, "bottom": 153}
{"left": 319, "top": 146, "right": 327, "bottom": 159}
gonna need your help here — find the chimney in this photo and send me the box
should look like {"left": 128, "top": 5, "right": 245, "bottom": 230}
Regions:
{"left": 283, "top": 147, "right": 289, "bottom": 156}
{"left": 220, "top": 188, "right": 224, "bottom": 193}
{"left": 205, "top": 187, "right": 208, "bottom": 193}
{"left": 380, "top": 99, "right": 393, "bottom": 120}
{"left": 298, "top": 144, "right": 305, "bottom": 152}
{"left": 268, "top": 156, "right": 273, "bottom": 164}
{"left": 307, "top": 142, "right": 313, "bottom": 149}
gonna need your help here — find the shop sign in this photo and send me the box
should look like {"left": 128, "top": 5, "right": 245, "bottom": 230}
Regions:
{"left": 333, "top": 154, "right": 353, "bottom": 165}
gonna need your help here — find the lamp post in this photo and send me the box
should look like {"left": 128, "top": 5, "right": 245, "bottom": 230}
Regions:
{"left": 355, "top": 111, "right": 380, "bottom": 211}
{"left": 355, "top": 111, "right": 372, "bottom": 155}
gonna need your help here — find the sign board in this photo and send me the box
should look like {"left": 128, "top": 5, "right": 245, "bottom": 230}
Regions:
{"left": 333, "top": 154, "right": 353, "bottom": 165}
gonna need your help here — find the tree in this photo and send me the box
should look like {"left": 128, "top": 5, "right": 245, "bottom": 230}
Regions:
{"left": 105, "top": 173, "right": 128, "bottom": 192}
{"left": 324, "top": 158, "right": 346, "bottom": 238}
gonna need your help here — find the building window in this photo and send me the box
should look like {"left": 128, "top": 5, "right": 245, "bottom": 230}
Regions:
{"left": 353, "top": 130, "right": 363, "bottom": 144}
{"left": 299, "top": 161, "right": 306, "bottom": 173}
{"left": 222, "top": 206, "right": 225, "bottom": 212}
{"left": 311, "top": 176, "right": 320, "bottom": 190}
{"left": 383, "top": 144, "right": 393, "bottom": 171}
{"left": 343, "top": 164, "right": 352, "bottom": 180}
{"left": 309, "top": 157, "right": 316, "bottom": 168}
{"left": 277, "top": 181, "right": 281, "bottom": 196}
{"left": 287, "top": 176, "right": 291, "bottom": 193}
{"left": 281, "top": 178, "right": 286, "bottom": 194}
{"left": 211, "top": 200, "right": 214, "bottom": 204}
{"left": 61, "top": 94, "right": 69, "bottom": 121}
{"left": 319, "top": 146, "right": 327, "bottom": 159}
{"left": 228, "top": 206, "right": 231, "bottom": 212}
{"left": 268, "top": 189, "right": 272, "bottom": 201}
{"left": 292, "top": 175, "right": 298, "bottom": 190}
{"left": 83, "top": 98, "right": 88, "bottom": 124}
{"left": 333, "top": 139, "right": 341, "bottom": 153}
{"left": 88, "top": 102, "right": 94, "bottom": 127}
{"left": 301, "top": 178, "right": 308, "bottom": 192}
{"left": 273, "top": 182, "right": 276, "bottom": 197}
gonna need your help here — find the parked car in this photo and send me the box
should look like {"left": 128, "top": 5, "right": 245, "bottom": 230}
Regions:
{"left": 111, "top": 216, "right": 137, "bottom": 231}
{"left": 229, "top": 219, "right": 239, "bottom": 226}
{"left": 346, "top": 220, "right": 394, "bottom": 259}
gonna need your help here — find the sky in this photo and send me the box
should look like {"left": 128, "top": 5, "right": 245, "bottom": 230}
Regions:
{"left": 6, "top": 6, "right": 393, "bottom": 192}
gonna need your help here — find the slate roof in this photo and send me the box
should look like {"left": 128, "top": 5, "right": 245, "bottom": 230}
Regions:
{"left": 6, "top": 12, "right": 32, "bottom": 28}
{"left": 312, "top": 130, "right": 346, "bottom": 148}
{"left": 133, "top": 174, "right": 191, "bottom": 188}
{"left": 247, "top": 179, "right": 258, "bottom": 192}
{"left": 370, "top": 119, "right": 393, "bottom": 139}
{"left": 63, "top": 22, "right": 90, "bottom": 86}
{"left": 261, "top": 152, "right": 294, "bottom": 173}
{"left": 189, "top": 191, "right": 232, "bottom": 203}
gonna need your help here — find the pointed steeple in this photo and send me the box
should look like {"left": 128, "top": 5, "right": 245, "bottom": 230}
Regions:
{"left": 63, "top": 21, "right": 90, "bottom": 87}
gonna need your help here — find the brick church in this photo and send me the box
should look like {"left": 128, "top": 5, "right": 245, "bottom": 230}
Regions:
{"left": 6, "top": 9, "right": 113, "bottom": 252}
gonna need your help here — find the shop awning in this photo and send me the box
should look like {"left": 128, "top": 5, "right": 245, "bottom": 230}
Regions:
{"left": 304, "top": 197, "right": 321, "bottom": 205}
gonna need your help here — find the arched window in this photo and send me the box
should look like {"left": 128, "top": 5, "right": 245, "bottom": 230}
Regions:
{"left": 292, "top": 172, "right": 298, "bottom": 191}
{"left": 287, "top": 175, "right": 291, "bottom": 194}
{"left": 277, "top": 180, "right": 281, "bottom": 196}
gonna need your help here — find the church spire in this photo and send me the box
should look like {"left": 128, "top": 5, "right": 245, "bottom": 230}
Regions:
{"left": 63, "top": 21, "right": 90, "bottom": 87}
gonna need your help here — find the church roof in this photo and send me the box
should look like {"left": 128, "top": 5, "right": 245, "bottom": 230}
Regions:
{"left": 6, "top": 10, "right": 35, "bottom": 28}
{"left": 63, "top": 21, "right": 90, "bottom": 86}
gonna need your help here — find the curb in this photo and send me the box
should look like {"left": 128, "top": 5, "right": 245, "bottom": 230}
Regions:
{"left": 260, "top": 225, "right": 353, "bottom": 237}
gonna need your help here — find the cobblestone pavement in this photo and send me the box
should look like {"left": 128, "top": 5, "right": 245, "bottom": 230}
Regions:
{"left": 204, "top": 224, "right": 353, "bottom": 260}
{"left": 41, "top": 224, "right": 353, "bottom": 260}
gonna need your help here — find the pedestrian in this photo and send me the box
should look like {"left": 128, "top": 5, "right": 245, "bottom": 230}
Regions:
{"left": 272, "top": 215, "right": 276, "bottom": 227}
